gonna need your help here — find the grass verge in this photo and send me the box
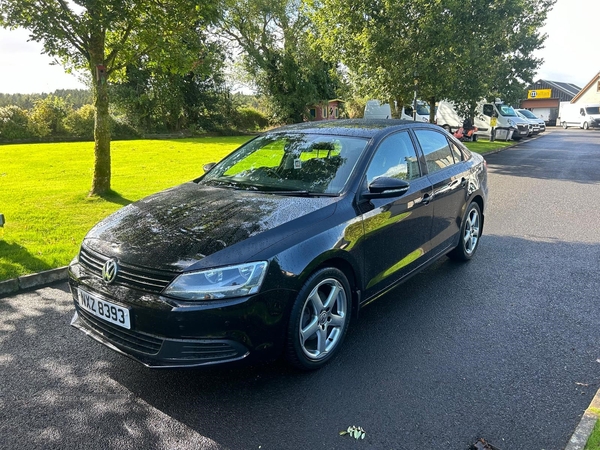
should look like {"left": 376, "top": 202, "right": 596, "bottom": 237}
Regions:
{"left": 585, "top": 419, "right": 600, "bottom": 450}
{"left": 464, "top": 139, "right": 514, "bottom": 154}
{"left": 0, "top": 137, "right": 251, "bottom": 281}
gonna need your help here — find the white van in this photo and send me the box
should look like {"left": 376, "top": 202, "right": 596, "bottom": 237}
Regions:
{"left": 436, "top": 100, "right": 530, "bottom": 140}
{"left": 558, "top": 102, "right": 600, "bottom": 129}
{"left": 364, "top": 100, "right": 430, "bottom": 122}
{"left": 364, "top": 100, "right": 392, "bottom": 119}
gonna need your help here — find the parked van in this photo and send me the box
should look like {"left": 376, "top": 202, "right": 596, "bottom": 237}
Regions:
{"left": 558, "top": 102, "right": 600, "bottom": 129}
{"left": 364, "top": 100, "right": 430, "bottom": 122}
{"left": 436, "top": 100, "right": 530, "bottom": 140}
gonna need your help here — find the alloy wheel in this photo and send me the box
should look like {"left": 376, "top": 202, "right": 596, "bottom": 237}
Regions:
{"left": 298, "top": 278, "right": 347, "bottom": 360}
{"left": 463, "top": 208, "right": 480, "bottom": 255}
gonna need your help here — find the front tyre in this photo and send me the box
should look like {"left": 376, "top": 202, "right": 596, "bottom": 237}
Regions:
{"left": 583, "top": 122, "right": 589, "bottom": 130}
{"left": 285, "top": 268, "right": 351, "bottom": 370}
{"left": 448, "top": 202, "right": 482, "bottom": 261}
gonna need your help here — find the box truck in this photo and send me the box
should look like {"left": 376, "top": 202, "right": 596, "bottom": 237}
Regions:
{"left": 558, "top": 102, "right": 600, "bottom": 129}
{"left": 436, "top": 100, "right": 530, "bottom": 140}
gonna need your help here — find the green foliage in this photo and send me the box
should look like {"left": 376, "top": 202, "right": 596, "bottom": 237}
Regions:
{"left": 0, "top": 90, "right": 92, "bottom": 110}
{"left": 0, "top": 105, "right": 30, "bottom": 140}
{"left": 64, "top": 104, "right": 95, "bottom": 139}
{"left": 585, "top": 418, "right": 600, "bottom": 450}
{"left": 220, "top": 0, "right": 341, "bottom": 124}
{"left": 234, "top": 107, "right": 269, "bottom": 131}
{"left": 109, "top": 43, "right": 234, "bottom": 135}
{"left": 27, "top": 95, "right": 69, "bottom": 137}
{"left": 308, "top": 0, "right": 555, "bottom": 116}
{"left": 0, "top": 0, "right": 223, "bottom": 194}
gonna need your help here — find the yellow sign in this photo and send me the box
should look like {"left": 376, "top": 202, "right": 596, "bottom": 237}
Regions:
{"left": 490, "top": 117, "right": 498, "bottom": 127}
{"left": 528, "top": 89, "right": 552, "bottom": 99}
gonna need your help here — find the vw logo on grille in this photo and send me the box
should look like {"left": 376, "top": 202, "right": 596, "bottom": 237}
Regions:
{"left": 102, "top": 259, "right": 119, "bottom": 284}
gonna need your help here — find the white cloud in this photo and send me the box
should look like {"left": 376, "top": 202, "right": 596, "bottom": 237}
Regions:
{"left": 534, "top": 0, "right": 600, "bottom": 87}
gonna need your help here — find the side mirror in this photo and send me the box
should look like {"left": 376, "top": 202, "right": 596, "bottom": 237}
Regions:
{"left": 203, "top": 162, "right": 217, "bottom": 173}
{"left": 363, "top": 177, "right": 410, "bottom": 199}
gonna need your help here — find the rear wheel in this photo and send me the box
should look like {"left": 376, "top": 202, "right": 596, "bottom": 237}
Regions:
{"left": 448, "top": 202, "right": 482, "bottom": 261}
{"left": 285, "top": 268, "right": 351, "bottom": 370}
{"left": 562, "top": 122, "right": 568, "bottom": 129}
{"left": 583, "top": 122, "right": 589, "bottom": 130}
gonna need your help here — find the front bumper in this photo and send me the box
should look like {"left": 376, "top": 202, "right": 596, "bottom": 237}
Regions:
{"left": 68, "top": 262, "right": 296, "bottom": 368}
{"left": 515, "top": 124, "right": 529, "bottom": 136}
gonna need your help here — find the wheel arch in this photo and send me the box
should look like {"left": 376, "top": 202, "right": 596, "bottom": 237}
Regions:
{"left": 470, "top": 194, "right": 485, "bottom": 233}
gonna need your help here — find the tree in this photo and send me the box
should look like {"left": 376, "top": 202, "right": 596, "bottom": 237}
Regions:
{"left": 28, "top": 95, "right": 69, "bottom": 137}
{"left": 308, "top": 0, "right": 554, "bottom": 121}
{"left": 220, "top": 0, "right": 340, "bottom": 124}
{"left": 1, "top": 0, "right": 220, "bottom": 195}
{"left": 110, "top": 42, "right": 231, "bottom": 134}
{"left": 0, "top": 105, "right": 30, "bottom": 140}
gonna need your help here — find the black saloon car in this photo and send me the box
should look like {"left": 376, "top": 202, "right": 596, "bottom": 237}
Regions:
{"left": 69, "top": 119, "right": 488, "bottom": 370}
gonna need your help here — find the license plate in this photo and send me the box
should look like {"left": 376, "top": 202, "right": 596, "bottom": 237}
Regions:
{"left": 77, "top": 289, "right": 131, "bottom": 329}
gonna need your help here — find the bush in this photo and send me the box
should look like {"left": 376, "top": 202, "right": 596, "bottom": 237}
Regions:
{"left": 28, "top": 95, "right": 69, "bottom": 137}
{"left": 110, "top": 116, "right": 141, "bottom": 140}
{"left": 235, "top": 107, "right": 269, "bottom": 131}
{"left": 64, "top": 104, "right": 95, "bottom": 139}
{"left": 0, "top": 105, "right": 30, "bottom": 140}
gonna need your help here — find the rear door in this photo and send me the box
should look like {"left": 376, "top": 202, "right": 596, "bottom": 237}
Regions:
{"left": 412, "top": 129, "right": 471, "bottom": 256}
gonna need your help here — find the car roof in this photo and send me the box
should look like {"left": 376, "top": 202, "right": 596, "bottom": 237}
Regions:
{"left": 266, "top": 119, "right": 439, "bottom": 139}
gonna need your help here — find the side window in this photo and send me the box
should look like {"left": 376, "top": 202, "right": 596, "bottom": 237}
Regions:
{"left": 366, "top": 131, "right": 421, "bottom": 184}
{"left": 449, "top": 141, "right": 464, "bottom": 163}
{"left": 483, "top": 104, "right": 494, "bottom": 117}
{"left": 414, "top": 129, "right": 455, "bottom": 174}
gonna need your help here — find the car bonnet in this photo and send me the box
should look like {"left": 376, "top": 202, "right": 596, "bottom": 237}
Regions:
{"left": 82, "top": 182, "right": 339, "bottom": 272}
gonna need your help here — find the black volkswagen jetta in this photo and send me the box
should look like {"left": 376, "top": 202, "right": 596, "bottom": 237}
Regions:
{"left": 69, "top": 119, "right": 488, "bottom": 370}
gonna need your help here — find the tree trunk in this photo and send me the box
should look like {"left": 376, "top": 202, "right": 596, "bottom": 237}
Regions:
{"left": 89, "top": 31, "right": 111, "bottom": 196}
{"left": 428, "top": 97, "right": 436, "bottom": 124}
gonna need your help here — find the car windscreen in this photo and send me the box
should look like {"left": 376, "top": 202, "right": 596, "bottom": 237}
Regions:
{"left": 585, "top": 107, "right": 600, "bottom": 115}
{"left": 496, "top": 104, "right": 517, "bottom": 117}
{"left": 518, "top": 109, "right": 537, "bottom": 119}
{"left": 200, "top": 133, "right": 369, "bottom": 195}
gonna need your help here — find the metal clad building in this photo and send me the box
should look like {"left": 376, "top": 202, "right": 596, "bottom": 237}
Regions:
{"left": 521, "top": 79, "right": 581, "bottom": 126}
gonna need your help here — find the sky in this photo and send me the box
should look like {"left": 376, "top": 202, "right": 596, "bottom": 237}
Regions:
{"left": 0, "top": 0, "right": 598, "bottom": 95}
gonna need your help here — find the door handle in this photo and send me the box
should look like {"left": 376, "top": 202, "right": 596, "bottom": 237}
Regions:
{"left": 461, "top": 177, "right": 468, "bottom": 188}
{"left": 422, "top": 193, "right": 433, "bottom": 205}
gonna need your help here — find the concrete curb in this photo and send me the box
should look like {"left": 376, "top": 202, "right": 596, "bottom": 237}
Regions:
{"left": 565, "top": 387, "right": 600, "bottom": 450}
{"left": 0, "top": 266, "right": 69, "bottom": 298}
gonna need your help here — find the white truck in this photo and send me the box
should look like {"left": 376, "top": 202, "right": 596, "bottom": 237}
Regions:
{"left": 436, "top": 100, "right": 530, "bottom": 140}
{"left": 558, "top": 102, "right": 600, "bottom": 129}
{"left": 364, "top": 100, "right": 430, "bottom": 122}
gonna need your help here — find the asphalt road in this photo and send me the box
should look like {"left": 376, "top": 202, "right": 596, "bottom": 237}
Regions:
{"left": 1, "top": 128, "right": 600, "bottom": 450}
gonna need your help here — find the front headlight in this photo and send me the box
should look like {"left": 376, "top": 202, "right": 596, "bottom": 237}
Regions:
{"left": 164, "top": 261, "right": 268, "bottom": 300}
{"left": 508, "top": 119, "right": 515, "bottom": 127}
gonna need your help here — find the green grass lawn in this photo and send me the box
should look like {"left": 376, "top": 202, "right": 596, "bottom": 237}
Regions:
{"left": 0, "top": 137, "right": 251, "bottom": 281}
{"left": 464, "top": 139, "right": 514, "bottom": 154}
{"left": 0, "top": 133, "right": 513, "bottom": 282}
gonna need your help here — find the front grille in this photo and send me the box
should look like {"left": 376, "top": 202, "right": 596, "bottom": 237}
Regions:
{"left": 180, "top": 342, "right": 241, "bottom": 361}
{"left": 79, "top": 246, "right": 176, "bottom": 293}
{"left": 77, "top": 305, "right": 163, "bottom": 354}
